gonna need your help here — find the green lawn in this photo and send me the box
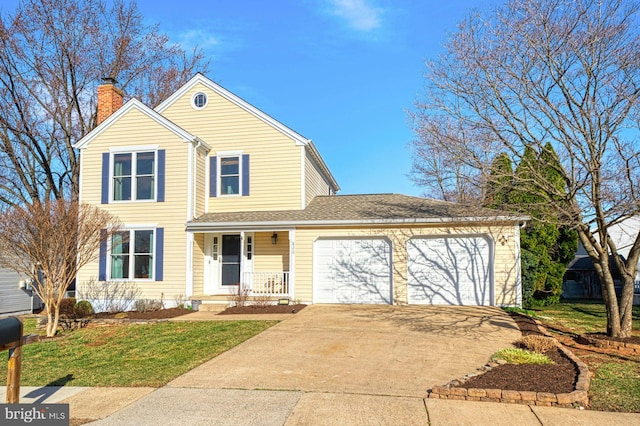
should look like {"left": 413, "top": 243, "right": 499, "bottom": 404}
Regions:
{"left": 524, "top": 300, "right": 640, "bottom": 412}
{"left": 1, "top": 318, "right": 277, "bottom": 387}
{"left": 529, "top": 299, "right": 640, "bottom": 334}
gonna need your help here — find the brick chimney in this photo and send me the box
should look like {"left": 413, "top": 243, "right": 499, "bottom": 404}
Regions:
{"left": 97, "top": 77, "right": 124, "bottom": 125}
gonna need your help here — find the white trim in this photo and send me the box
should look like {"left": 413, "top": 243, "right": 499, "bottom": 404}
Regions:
{"left": 78, "top": 150, "right": 83, "bottom": 204}
{"left": 217, "top": 153, "right": 243, "bottom": 197}
{"left": 300, "top": 147, "right": 306, "bottom": 209}
{"left": 288, "top": 229, "right": 295, "bottom": 299}
{"left": 74, "top": 99, "right": 197, "bottom": 149}
{"left": 191, "top": 92, "right": 208, "bottom": 110}
{"left": 205, "top": 154, "right": 210, "bottom": 214}
{"left": 109, "top": 150, "right": 159, "bottom": 203}
{"left": 187, "top": 142, "right": 194, "bottom": 220}
{"left": 186, "top": 216, "right": 530, "bottom": 232}
{"left": 110, "top": 145, "right": 159, "bottom": 153}
{"left": 106, "top": 226, "right": 158, "bottom": 282}
{"left": 186, "top": 233, "right": 194, "bottom": 298}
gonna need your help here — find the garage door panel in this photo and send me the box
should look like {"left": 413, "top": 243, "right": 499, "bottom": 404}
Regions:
{"left": 407, "top": 236, "right": 492, "bottom": 305}
{"left": 314, "top": 239, "right": 392, "bottom": 304}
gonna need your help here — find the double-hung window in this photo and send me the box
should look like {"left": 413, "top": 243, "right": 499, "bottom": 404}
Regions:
{"left": 220, "top": 156, "right": 240, "bottom": 195}
{"left": 101, "top": 148, "right": 165, "bottom": 204}
{"left": 110, "top": 229, "right": 155, "bottom": 280}
{"left": 112, "top": 151, "right": 156, "bottom": 201}
{"left": 209, "top": 153, "right": 249, "bottom": 197}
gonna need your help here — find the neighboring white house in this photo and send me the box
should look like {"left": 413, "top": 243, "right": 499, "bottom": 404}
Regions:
{"left": 0, "top": 267, "right": 43, "bottom": 316}
{"left": 563, "top": 217, "right": 640, "bottom": 304}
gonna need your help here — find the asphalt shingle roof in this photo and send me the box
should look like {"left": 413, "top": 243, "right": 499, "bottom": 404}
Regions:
{"left": 187, "top": 194, "right": 527, "bottom": 230}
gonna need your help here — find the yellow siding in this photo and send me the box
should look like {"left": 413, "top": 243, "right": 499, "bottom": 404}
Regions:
{"left": 304, "top": 150, "right": 331, "bottom": 206}
{"left": 192, "top": 233, "right": 205, "bottom": 295}
{"left": 253, "top": 232, "right": 290, "bottom": 272}
{"left": 293, "top": 224, "right": 520, "bottom": 306}
{"left": 76, "top": 107, "right": 191, "bottom": 303}
{"left": 160, "top": 83, "right": 303, "bottom": 212}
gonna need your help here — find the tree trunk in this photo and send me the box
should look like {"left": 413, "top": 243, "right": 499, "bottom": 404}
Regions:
{"left": 618, "top": 276, "right": 635, "bottom": 338}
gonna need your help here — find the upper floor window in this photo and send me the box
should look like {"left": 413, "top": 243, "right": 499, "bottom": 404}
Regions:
{"left": 101, "top": 149, "right": 165, "bottom": 204}
{"left": 112, "top": 151, "right": 155, "bottom": 201}
{"left": 192, "top": 92, "right": 207, "bottom": 109}
{"left": 209, "top": 153, "right": 250, "bottom": 198}
{"left": 220, "top": 156, "right": 240, "bottom": 195}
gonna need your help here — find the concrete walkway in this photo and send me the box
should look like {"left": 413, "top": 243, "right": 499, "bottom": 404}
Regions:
{"left": 3, "top": 306, "right": 640, "bottom": 424}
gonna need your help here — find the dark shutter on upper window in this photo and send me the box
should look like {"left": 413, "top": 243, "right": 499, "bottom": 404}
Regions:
{"left": 98, "top": 229, "right": 107, "bottom": 281}
{"left": 157, "top": 149, "right": 165, "bottom": 202}
{"left": 101, "top": 153, "right": 110, "bottom": 204}
{"left": 242, "top": 154, "right": 250, "bottom": 196}
{"left": 155, "top": 227, "right": 164, "bottom": 281}
{"left": 209, "top": 156, "right": 217, "bottom": 197}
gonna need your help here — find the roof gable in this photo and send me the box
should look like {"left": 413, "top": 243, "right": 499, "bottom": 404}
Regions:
{"left": 155, "top": 73, "right": 339, "bottom": 191}
{"left": 74, "top": 98, "right": 201, "bottom": 150}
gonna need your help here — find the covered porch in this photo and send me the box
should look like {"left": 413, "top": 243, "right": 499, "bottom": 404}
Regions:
{"left": 188, "top": 228, "right": 295, "bottom": 300}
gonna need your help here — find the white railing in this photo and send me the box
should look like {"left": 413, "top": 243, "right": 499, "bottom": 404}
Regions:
{"left": 243, "top": 271, "right": 290, "bottom": 296}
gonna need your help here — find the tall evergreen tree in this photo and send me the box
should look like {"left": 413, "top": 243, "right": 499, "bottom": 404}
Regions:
{"left": 484, "top": 152, "right": 513, "bottom": 209}
{"left": 510, "top": 144, "right": 578, "bottom": 306}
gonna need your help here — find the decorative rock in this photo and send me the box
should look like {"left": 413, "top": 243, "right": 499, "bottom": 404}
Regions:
{"left": 467, "top": 388, "right": 486, "bottom": 398}
{"left": 519, "top": 391, "right": 537, "bottom": 402}
{"left": 536, "top": 392, "right": 558, "bottom": 403}
{"left": 502, "top": 390, "right": 521, "bottom": 401}
{"left": 485, "top": 389, "right": 502, "bottom": 399}
{"left": 450, "top": 388, "right": 468, "bottom": 397}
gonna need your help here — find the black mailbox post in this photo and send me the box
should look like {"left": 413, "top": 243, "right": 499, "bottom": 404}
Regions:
{"left": 1, "top": 316, "right": 24, "bottom": 404}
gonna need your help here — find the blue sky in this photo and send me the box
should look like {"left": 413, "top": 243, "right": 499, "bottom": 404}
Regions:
{"left": 6, "top": 0, "right": 497, "bottom": 197}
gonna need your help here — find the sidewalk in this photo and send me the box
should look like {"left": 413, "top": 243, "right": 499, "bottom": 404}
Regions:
{"left": 3, "top": 385, "right": 640, "bottom": 425}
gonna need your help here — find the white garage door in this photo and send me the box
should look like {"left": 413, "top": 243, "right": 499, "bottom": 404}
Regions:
{"left": 407, "top": 236, "right": 492, "bottom": 305}
{"left": 314, "top": 238, "right": 392, "bottom": 304}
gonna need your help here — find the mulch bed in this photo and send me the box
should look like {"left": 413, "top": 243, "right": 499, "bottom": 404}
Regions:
{"left": 218, "top": 304, "right": 307, "bottom": 315}
{"left": 91, "top": 307, "right": 192, "bottom": 320}
{"left": 455, "top": 313, "right": 578, "bottom": 394}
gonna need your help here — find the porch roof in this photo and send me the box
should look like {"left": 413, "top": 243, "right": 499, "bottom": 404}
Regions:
{"left": 186, "top": 193, "right": 529, "bottom": 231}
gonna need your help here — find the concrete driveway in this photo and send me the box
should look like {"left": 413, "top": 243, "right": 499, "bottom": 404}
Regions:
{"left": 168, "top": 304, "right": 521, "bottom": 397}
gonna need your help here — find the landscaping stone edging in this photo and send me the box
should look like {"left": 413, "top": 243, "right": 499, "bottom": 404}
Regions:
{"left": 427, "top": 316, "right": 590, "bottom": 408}
{"left": 578, "top": 335, "right": 640, "bottom": 353}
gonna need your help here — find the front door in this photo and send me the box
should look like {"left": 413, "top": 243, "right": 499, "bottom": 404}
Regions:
{"left": 221, "top": 235, "right": 241, "bottom": 286}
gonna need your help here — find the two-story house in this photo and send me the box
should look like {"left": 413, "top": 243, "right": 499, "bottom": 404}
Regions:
{"left": 75, "top": 73, "right": 526, "bottom": 309}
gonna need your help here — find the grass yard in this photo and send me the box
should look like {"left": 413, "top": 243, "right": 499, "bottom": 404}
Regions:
{"left": 530, "top": 299, "right": 640, "bottom": 334}
{"left": 528, "top": 300, "right": 640, "bottom": 412}
{"left": 0, "top": 318, "right": 277, "bottom": 387}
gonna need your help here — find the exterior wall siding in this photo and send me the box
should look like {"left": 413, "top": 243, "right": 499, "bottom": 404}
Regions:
{"left": 0, "top": 268, "right": 36, "bottom": 315}
{"left": 76, "top": 107, "right": 191, "bottom": 303}
{"left": 253, "top": 232, "right": 290, "bottom": 273}
{"left": 293, "top": 223, "right": 521, "bottom": 306}
{"left": 304, "top": 150, "right": 331, "bottom": 206}
{"left": 192, "top": 233, "right": 205, "bottom": 296}
{"left": 160, "top": 83, "right": 303, "bottom": 212}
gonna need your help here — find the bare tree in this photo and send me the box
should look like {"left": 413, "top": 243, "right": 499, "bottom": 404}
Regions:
{"left": 0, "top": 0, "right": 209, "bottom": 205}
{"left": 0, "top": 200, "right": 119, "bottom": 336}
{"left": 411, "top": 0, "right": 640, "bottom": 337}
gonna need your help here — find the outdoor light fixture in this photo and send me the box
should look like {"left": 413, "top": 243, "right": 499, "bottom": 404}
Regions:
{"left": 498, "top": 234, "right": 510, "bottom": 245}
{"left": 271, "top": 232, "right": 278, "bottom": 244}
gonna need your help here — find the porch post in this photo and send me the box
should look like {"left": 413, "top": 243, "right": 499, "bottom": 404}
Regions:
{"left": 240, "top": 231, "right": 246, "bottom": 289}
{"left": 289, "top": 229, "right": 295, "bottom": 298}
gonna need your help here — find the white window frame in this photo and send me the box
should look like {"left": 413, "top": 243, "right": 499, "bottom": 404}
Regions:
{"left": 217, "top": 150, "right": 243, "bottom": 197}
{"left": 110, "top": 146, "right": 159, "bottom": 203}
{"left": 107, "top": 225, "right": 158, "bottom": 281}
{"left": 191, "top": 92, "right": 208, "bottom": 109}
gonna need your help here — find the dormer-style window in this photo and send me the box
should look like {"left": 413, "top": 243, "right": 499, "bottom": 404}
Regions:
{"left": 101, "top": 148, "right": 166, "bottom": 204}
